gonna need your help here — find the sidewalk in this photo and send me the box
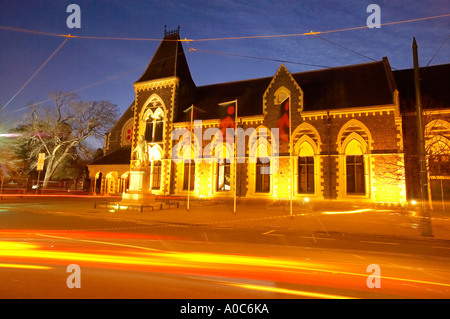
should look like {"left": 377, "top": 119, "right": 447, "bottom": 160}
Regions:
{"left": 2, "top": 196, "right": 449, "bottom": 242}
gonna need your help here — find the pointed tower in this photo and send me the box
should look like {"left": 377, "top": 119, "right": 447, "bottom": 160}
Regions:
{"left": 123, "top": 27, "right": 196, "bottom": 203}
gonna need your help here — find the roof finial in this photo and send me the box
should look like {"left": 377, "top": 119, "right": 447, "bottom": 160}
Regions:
{"left": 164, "top": 25, "right": 181, "bottom": 37}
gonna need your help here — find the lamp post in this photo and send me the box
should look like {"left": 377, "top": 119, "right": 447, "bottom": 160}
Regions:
{"left": 412, "top": 37, "right": 433, "bottom": 237}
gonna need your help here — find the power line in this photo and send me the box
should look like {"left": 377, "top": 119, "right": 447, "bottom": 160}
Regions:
{"left": 313, "top": 34, "right": 378, "bottom": 63}
{"left": 6, "top": 65, "right": 145, "bottom": 115}
{"left": 1, "top": 13, "right": 449, "bottom": 42}
{"left": 0, "top": 25, "right": 63, "bottom": 38}
{"left": 0, "top": 25, "right": 169, "bottom": 41}
{"left": 1, "top": 37, "right": 69, "bottom": 113}
{"left": 192, "top": 14, "right": 450, "bottom": 42}
{"left": 192, "top": 48, "right": 331, "bottom": 69}
{"left": 5, "top": 51, "right": 187, "bottom": 115}
{"left": 425, "top": 34, "right": 450, "bottom": 68}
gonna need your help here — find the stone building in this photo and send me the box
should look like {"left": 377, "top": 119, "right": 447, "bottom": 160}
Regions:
{"left": 88, "top": 29, "right": 449, "bottom": 206}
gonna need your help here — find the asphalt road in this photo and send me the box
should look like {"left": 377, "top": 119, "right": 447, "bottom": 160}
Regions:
{"left": 1, "top": 203, "right": 450, "bottom": 301}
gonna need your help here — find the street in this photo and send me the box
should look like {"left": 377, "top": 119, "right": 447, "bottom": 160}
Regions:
{"left": 1, "top": 197, "right": 450, "bottom": 300}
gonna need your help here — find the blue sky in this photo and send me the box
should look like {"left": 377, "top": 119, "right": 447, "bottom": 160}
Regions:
{"left": 1, "top": 0, "right": 449, "bottom": 127}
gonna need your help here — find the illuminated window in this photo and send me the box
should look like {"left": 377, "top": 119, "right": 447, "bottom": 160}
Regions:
{"left": 152, "top": 161, "right": 162, "bottom": 190}
{"left": 346, "top": 155, "right": 365, "bottom": 194}
{"left": 430, "top": 155, "right": 450, "bottom": 176}
{"left": 217, "top": 160, "right": 231, "bottom": 191}
{"left": 255, "top": 158, "right": 270, "bottom": 193}
{"left": 154, "top": 120, "right": 163, "bottom": 141}
{"left": 183, "top": 161, "right": 195, "bottom": 191}
{"left": 145, "top": 120, "right": 153, "bottom": 142}
{"left": 298, "top": 156, "right": 314, "bottom": 194}
{"left": 145, "top": 113, "right": 164, "bottom": 143}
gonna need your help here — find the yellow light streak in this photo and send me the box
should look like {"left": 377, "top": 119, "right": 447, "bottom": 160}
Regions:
{"left": 1, "top": 240, "right": 449, "bottom": 289}
{"left": 0, "top": 241, "right": 39, "bottom": 250}
{"left": 0, "top": 263, "right": 53, "bottom": 270}
{"left": 322, "top": 208, "right": 373, "bottom": 215}
{"left": 34, "top": 233, "right": 159, "bottom": 252}
{"left": 224, "top": 282, "right": 357, "bottom": 299}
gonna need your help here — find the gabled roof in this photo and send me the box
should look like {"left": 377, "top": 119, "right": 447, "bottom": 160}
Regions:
{"left": 107, "top": 100, "right": 134, "bottom": 135}
{"left": 185, "top": 76, "right": 271, "bottom": 121}
{"left": 135, "top": 32, "right": 195, "bottom": 86}
{"left": 175, "top": 58, "right": 397, "bottom": 122}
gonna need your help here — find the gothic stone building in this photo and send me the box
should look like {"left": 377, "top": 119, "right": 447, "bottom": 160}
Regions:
{"left": 88, "top": 30, "right": 449, "bottom": 206}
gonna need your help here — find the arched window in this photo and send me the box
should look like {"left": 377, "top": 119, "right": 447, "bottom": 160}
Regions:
{"left": 297, "top": 141, "right": 315, "bottom": 194}
{"left": 343, "top": 133, "right": 369, "bottom": 195}
{"left": 215, "top": 143, "right": 233, "bottom": 192}
{"left": 274, "top": 87, "right": 290, "bottom": 104}
{"left": 426, "top": 120, "right": 450, "bottom": 176}
{"left": 293, "top": 123, "right": 321, "bottom": 196}
{"left": 252, "top": 129, "right": 272, "bottom": 194}
{"left": 144, "top": 108, "right": 164, "bottom": 143}
{"left": 337, "top": 120, "right": 372, "bottom": 198}
{"left": 148, "top": 145, "right": 163, "bottom": 191}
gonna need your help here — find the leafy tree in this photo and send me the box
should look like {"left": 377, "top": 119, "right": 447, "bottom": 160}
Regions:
{"left": 0, "top": 123, "right": 27, "bottom": 188}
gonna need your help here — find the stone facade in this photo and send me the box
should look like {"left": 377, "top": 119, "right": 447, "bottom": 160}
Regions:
{"left": 87, "top": 31, "right": 449, "bottom": 207}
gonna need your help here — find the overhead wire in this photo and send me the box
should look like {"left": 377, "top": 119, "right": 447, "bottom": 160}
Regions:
{"left": 6, "top": 65, "right": 144, "bottom": 114}
{"left": 5, "top": 51, "right": 188, "bottom": 115}
{"left": 0, "top": 13, "right": 449, "bottom": 42}
{"left": 418, "top": 34, "right": 450, "bottom": 78}
{"left": 312, "top": 34, "right": 378, "bottom": 63}
{"left": 191, "top": 13, "right": 450, "bottom": 42}
{"left": 0, "top": 37, "right": 69, "bottom": 113}
{"left": 1, "top": 13, "right": 448, "bottom": 113}
{"left": 425, "top": 34, "right": 450, "bottom": 68}
{"left": 191, "top": 48, "right": 331, "bottom": 69}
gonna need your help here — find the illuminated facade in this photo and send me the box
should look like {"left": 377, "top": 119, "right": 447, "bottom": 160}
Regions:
{"left": 88, "top": 30, "right": 449, "bottom": 205}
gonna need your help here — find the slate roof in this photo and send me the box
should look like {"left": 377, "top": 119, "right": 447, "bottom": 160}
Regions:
{"left": 88, "top": 147, "right": 131, "bottom": 165}
{"left": 291, "top": 57, "right": 396, "bottom": 111}
{"left": 135, "top": 33, "right": 195, "bottom": 86}
{"left": 393, "top": 63, "right": 450, "bottom": 112}
{"left": 175, "top": 57, "right": 397, "bottom": 122}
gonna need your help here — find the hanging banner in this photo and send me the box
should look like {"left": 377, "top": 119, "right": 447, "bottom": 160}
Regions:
{"left": 278, "top": 97, "right": 290, "bottom": 141}
{"left": 218, "top": 100, "right": 237, "bottom": 144}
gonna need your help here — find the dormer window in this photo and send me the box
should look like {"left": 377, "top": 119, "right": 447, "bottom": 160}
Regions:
{"left": 275, "top": 89, "right": 290, "bottom": 104}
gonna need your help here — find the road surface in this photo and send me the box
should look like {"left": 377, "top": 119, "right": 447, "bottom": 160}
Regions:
{"left": 0, "top": 198, "right": 449, "bottom": 301}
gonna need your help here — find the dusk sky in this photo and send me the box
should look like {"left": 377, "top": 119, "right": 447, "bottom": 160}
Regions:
{"left": 1, "top": 0, "right": 449, "bottom": 130}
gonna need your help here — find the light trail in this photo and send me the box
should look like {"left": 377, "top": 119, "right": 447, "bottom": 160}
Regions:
{"left": 1, "top": 234, "right": 449, "bottom": 297}
{"left": 222, "top": 282, "right": 356, "bottom": 299}
{"left": 322, "top": 208, "right": 373, "bottom": 215}
{"left": 0, "top": 262, "right": 53, "bottom": 270}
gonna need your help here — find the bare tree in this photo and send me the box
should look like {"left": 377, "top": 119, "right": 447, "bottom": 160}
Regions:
{"left": 374, "top": 96, "right": 450, "bottom": 193}
{"left": 20, "top": 91, "right": 118, "bottom": 189}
